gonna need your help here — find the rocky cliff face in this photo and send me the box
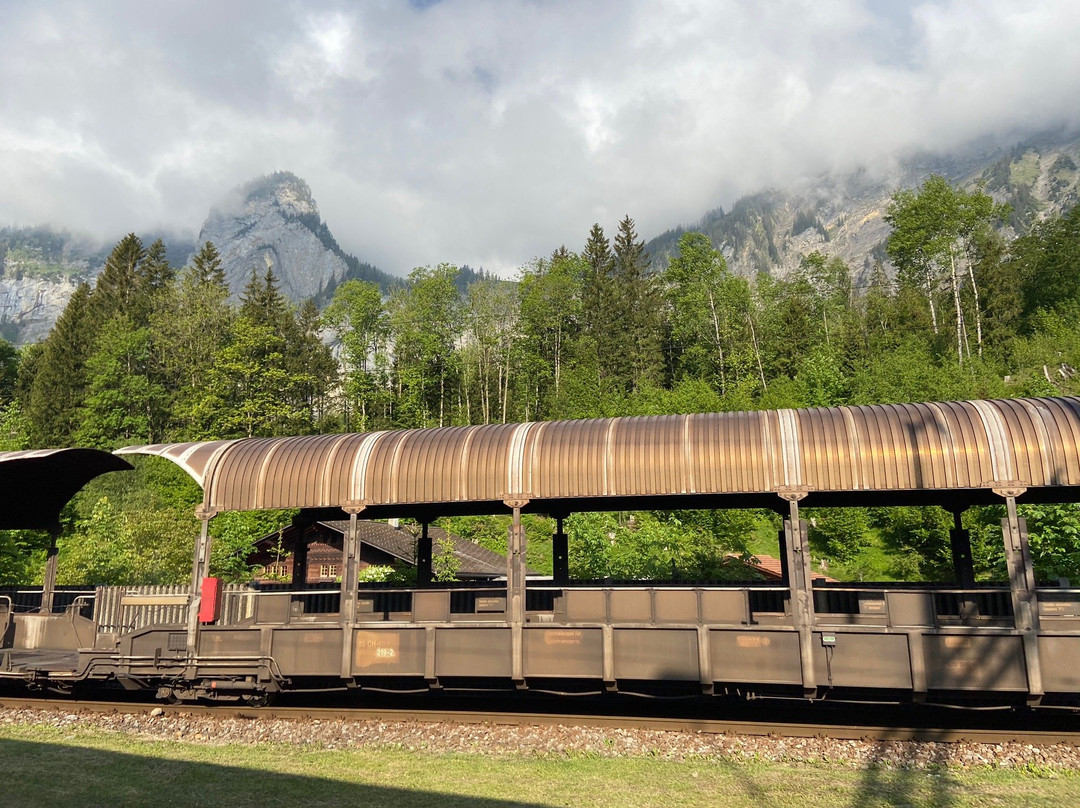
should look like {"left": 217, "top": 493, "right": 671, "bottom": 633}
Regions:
{"left": 198, "top": 172, "right": 351, "bottom": 301}
{"left": 0, "top": 228, "right": 97, "bottom": 344}
{"left": 647, "top": 130, "right": 1080, "bottom": 284}
{"left": 0, "top": 274, "right": 85, "bottom": 344}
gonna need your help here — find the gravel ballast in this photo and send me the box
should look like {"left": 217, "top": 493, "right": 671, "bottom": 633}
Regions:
{"left": 2, "top": 706, "right": 1079, "bottom": 770}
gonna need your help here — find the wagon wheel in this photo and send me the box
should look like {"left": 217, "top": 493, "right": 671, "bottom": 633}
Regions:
{"left": 241, "top": 690, "right": 276, "bottom": 708}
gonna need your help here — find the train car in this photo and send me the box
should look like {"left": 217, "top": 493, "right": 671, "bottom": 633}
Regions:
{"left": 2, "top": 395, "right": 1080, "bottom": 707}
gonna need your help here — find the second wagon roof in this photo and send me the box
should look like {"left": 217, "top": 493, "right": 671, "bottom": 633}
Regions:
{"left": 115, "top": 396, "right": 1080, "bottom": 516}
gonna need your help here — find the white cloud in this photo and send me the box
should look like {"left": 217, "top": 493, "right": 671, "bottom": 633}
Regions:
{"left": 0, "top": 0, "right": 1078, "bottom": 275}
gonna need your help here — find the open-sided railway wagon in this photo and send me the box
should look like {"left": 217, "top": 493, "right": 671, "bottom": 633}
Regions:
{"left": 4, "top": 396, "right": 1080, "bottom": 707}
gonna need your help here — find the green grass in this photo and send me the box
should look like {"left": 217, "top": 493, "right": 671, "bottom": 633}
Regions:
{"left": 3, "top": 721, "right": 1080, "bottom": 808}
{"left": 1010, "top": 150, "right": 1041, "bottom": 188}
{"left": 746, "top": 522, "right": 910, "bottom": 583}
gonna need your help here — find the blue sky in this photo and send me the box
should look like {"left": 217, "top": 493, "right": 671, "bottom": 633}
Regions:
{"left": 1, "top": 0, "right": 1078, "bottom": 275}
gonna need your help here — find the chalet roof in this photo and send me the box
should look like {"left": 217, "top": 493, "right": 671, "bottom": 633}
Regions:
{"left": 742, "top": 553, "right": 837, "bottom": 583}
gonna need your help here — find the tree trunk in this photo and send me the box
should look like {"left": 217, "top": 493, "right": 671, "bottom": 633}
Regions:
{"left": 708, "top": 290, "right": 727, "bottom": 393}
{"left": 924, "top": 264, "right": 939, "bottom": 334}
{"left": 966, "top": 256, "right": 984, "bottom": 358}
{"left": 950, "top": 251, "right": 964, "bottom": 365}
{"left": 746, "top": 311, "right": 767, "bottom": 391}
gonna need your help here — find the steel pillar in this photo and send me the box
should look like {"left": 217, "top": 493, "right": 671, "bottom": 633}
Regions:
{"left": 39, "top": 533, "right": 59, "bottom": 614}
{"left": 186, "top": 512, "right": 214, "bottom": 656}
{"left": 949, "top": 507, "right": 977, "bottom": 589}
{"left": 291, "top": 513, "right": 313, "bottom": 589}
{"left": 339, "top": 507, "right": 364, "bottom": 678}
{"left": 417, "top": 522, "right": 433, "bottom": 587}
{"left": 552, "top": 515, "right": 569, "bottom": 585}
{"left": 780, "top": 494, "right": 817, "bottom": 698}
{"left": 506, "top": 500, "right": 529, "bottom": 685}
{"left": 1000, "top": 494, "right": 1043, "bottom": 702}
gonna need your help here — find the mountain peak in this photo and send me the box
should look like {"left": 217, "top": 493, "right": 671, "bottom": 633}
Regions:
{"left": 207, "top": 170, "right": 317, "bottom": 226}
{"left": 197, "top": 172, "right": 396, "bottom": 303}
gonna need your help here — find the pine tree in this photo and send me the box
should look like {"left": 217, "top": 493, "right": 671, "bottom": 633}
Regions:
{"left": 140, "top": 238, "right": 175, "bottom": 296}
{"left": 27, "top": 283, "right": 94, "bottom": 446}
{"left": 191, "top": 240, "right": 227, "bottom": 287}
{"left": 89, "top": 234, "right": 147, "bottom": 327}
{"left": 580, "top": 224, "right": 617, "bottom": 391}
{"left": 240, "top": 267, "right": 289, "bottom": 331}
{"left": 611, "top": 215, "right": 662, "bottom": 393}
{"left": 153, "top": 258, "right": 233, "bottom": 436}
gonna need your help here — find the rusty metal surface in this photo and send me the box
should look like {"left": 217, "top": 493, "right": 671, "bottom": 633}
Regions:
{"left": 115, "top": 396, "right": 1080, "bottom": 514}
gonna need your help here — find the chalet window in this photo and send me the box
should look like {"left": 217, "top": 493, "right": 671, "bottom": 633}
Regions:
{"left": 319, "top": 564, "right": 330, "bottom": 577}
{"left": 328, "top": 565, "right": 338, "bottom": 577}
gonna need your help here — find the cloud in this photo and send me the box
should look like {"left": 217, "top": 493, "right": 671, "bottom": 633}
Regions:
{"left": 1, "top": 0, "right": 1078, "bottom": 276}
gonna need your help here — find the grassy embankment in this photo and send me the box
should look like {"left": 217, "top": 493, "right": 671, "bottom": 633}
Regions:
{"left": 2, "top": 722, "right": 1078, "bottom": 808}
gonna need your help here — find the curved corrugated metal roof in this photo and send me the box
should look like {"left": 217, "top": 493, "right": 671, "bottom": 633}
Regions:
{"left": 115, "top": 396, "right": 1080, "bottom": 514}
{"left": 0, "top": 448, "right": 133, "bottom": 530}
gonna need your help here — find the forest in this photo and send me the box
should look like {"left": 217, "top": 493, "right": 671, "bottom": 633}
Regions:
{"left": 3, "top": 175, "right": 1080, "bottom": 588}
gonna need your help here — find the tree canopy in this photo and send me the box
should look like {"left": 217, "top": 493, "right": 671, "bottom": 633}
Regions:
{"left": 4, "top": 190, "right": 1080, "bottom": 586}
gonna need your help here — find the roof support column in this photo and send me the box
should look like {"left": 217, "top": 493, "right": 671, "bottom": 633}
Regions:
{"left": 339, "top": 505, "right": 365, "bottom": 679}
{"left": 39, "top": 531, "right": 59, "bottom": 614}
{"left": 340, "top": 508, "right": 363, "bottom": 627}
{"left": 948, "top": 507, "right": 976, "bottom": 590}
{"left": 186, "top": 510, "right": 215, "bottom": 658}
{"left": 780, "top": 492, "right": 816, "bottom": 699}
{"left": 290, "top": 512, "right": 314, "bottom": 590}
{"left": 998, "top": 490, "right": 1043, "bottom": 703}
{"left": 506, "top": 499, "right": 529, "bottom": 686}
{"left": 417, "top": 522, "right": 432, "bottom": 587}
{"left": 552, "top": 515, "right": 569, "bottom": 586}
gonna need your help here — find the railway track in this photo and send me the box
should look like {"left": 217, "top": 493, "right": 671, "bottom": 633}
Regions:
{"left": 2, "top": 693, "right": 1078, "bottom": 747}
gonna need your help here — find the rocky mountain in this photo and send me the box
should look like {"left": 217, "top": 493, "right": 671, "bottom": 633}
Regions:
{"left": 0, "top": 173, "right": 396, "bottom": 344}
{"left": 0, "top": 226, "right": 93, "bottom": 343}
{"left": 0, "top": 226, "right": 197, "bottom": 345}
{"left": 199, "top": 171, "right": 396, "bottom": 304}
{"left": 646, "top": 129, "right": 1080, "bottom": 284}
{"left": 3, "top": 133, "right": 1079, "bottom": 346}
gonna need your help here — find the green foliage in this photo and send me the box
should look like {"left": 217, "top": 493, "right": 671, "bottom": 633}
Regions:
{"left": 0, "top": 401, "right": 29, "bottom": 450}
{"left": 322, "top": 280, "right": 388, "bottom": 431}
{"left": 1015, "top": 205, "right": 1080, "bottom": 320}
{"left": 871, "top": 507, "right": 954, "bottom": 581}
{"left": 567, "top": 510, "right": 763, "bottom": 581}
{"left": 11, "top": 203, "right": 1080, "bottom": 587}
{"left": 388, "top": 264, "right": 462, "bottom": 428}
{"left": 357, "top": 565, "right": 398, "bottom": 583}
{"left": 0, "top": 529, "right": 50, "bottom": 584}
{"left": 806, "top": 508, "right": 871, "bottom": 562}
{"left": 439, "top": 514, "right": 553, "bottom": 575}
{"left": 76, "top": 317, "right": 169, "bottom": 447}
{"left": 27, "top": 283, "right": 94, "bottom": 446}
{"left": 57, "top": 496, "right": 193, "bottom": 585}
{"left": 1016, "top": 504, "right": 1080, "bottom": 581}
{"left": 209, "top": 510, "right": 295, "bottom": 582}
{"left": 885, "top": 176, "right": 1005, "bottom": 364}
{"left": 431, "top": 536, "right": 461, "bottom": 582}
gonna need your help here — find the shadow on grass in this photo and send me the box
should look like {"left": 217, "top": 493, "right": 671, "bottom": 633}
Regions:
{"left": 1, "top": 738, "right": 556, "bottom": 808}
{"left": 849, "top": 732, "right": 958, "bottom": 808}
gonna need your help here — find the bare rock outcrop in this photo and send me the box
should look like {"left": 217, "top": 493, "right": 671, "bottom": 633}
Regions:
{"left": 197, "top": 171, "right": 350, "bottom": 302}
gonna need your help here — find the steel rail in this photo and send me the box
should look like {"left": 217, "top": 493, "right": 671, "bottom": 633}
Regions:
{"left": 1, "top": 695, "right": 1078, "bottom": 747}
